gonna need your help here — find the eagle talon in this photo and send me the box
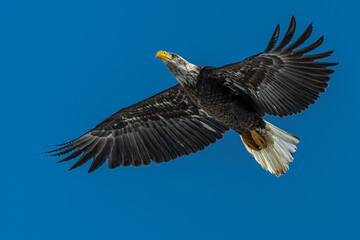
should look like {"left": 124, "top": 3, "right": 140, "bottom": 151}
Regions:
{"left": 241, "top": 134, "right": 260, "bottom": 151}
{"left": 250, "top": 130, "right": 267, "bottom": 149}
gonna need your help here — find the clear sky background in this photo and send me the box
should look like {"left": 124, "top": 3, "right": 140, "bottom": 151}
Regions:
{"left": 1, "top": 0, "right": 359, "bottom": 239}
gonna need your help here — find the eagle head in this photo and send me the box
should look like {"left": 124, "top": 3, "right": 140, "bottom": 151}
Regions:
{"left": 156, "top": 50, "right": 200, "bottom": 86}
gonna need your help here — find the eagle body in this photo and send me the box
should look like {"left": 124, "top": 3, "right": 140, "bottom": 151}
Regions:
{"left": 183, "top": 67, "right": 265, "bottom": 134}
{"left": 47, "top": 17, "right": 338, "bottom": 176}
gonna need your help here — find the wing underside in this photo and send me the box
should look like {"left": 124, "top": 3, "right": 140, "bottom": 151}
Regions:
{"left": 46, "top": 85, "right": 228, "bottom": 172}
{"left": 213, "top": 16, "right": 338, "bottom": 117}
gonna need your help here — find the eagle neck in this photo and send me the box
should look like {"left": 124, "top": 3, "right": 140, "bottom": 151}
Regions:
{"left": 164, "top": 60, "right": 201, "bottom": 88}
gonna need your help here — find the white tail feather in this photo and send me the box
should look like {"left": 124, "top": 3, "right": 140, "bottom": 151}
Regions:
{"left": 240, "top": 121, "right": 300, "bottom": 177}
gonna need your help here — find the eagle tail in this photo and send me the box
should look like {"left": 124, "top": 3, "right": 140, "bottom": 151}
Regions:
{"left": 240, "top": 121, "right": 300, "bottom": 177}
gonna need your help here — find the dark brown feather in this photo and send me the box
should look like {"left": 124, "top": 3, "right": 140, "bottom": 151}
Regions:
{"left": 205, "top": 17, "right": 338, "bottom": 117}
{"left": 48, "top": 85, "right": 228, "bottom": 172}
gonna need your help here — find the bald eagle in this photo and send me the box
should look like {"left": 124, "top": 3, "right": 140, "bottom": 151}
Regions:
{"left": 47, "top": 17, "right": 337, "bottom": 176}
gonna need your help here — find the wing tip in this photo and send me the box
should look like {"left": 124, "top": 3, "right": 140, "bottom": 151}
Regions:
{"left": 57, "top": 159, "right": 68, "bottom": 164}
{"left": 264, "top": 24, "right": 280, "bottom": 53}
{"left": 68, "top": 166, "right": 76, "bottom": 171}
{"left": 69, "top": 164, "right": 80, "bottom": 171}
{"left": 290, "top": 15, "right": 296, "bottom": 26}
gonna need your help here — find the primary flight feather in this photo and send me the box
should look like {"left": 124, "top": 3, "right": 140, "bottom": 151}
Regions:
{"left": 47, "top": 17, "right": 337, "bottom": 176}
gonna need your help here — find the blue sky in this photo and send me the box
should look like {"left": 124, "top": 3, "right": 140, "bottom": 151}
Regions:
{"left": 1, "top": 0, "right": 359, "bottom": 239}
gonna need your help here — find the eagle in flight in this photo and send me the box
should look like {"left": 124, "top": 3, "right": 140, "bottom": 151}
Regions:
{"left": 47, "top": 17, "right": 337, "bottom": 176}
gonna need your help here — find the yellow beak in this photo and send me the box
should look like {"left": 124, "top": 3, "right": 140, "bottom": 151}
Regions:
{"left": 155, "top": 51, "right": 173, "bottom": 61}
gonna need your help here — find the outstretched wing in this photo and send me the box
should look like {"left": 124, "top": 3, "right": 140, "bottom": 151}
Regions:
{"left": 46, "top": 85, "right": 229, "bottom": 172}
{"left": 205, "top": 16, "right": 338, "bottom": 117}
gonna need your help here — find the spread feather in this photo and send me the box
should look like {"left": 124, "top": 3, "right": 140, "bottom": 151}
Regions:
{"left": 241, "top": 121, "right": 300, "bottom": 176}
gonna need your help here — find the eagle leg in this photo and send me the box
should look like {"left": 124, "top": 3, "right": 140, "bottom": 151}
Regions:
{"left": 240, "top": 133, "right": 260, "bottom": 151}
{"left": 250, "top": 130, "right": 267, "bottom": 149}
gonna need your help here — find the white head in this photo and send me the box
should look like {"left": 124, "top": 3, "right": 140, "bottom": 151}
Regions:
{"left": 156, "top": 51, "right": 201, "bottom": 86}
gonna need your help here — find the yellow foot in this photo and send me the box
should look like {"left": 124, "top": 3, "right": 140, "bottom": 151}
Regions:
{"left": 241, "top": 134, "right": 260, "bottom": 151}
{"left": 250, "top": 130, "right": 267, "bottom": 149}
